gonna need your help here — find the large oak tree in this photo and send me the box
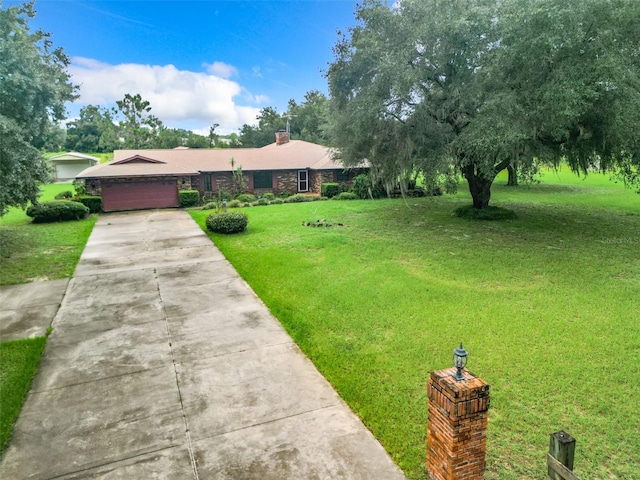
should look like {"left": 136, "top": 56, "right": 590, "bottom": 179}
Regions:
{"left": 326, "top": 0, "right": 640, "bottom": 208}
{"left": 0, "top": 1, "right": 77, "bottom": 215}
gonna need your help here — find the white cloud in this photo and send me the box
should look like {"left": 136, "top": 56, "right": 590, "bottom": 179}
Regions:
{"left": 251, "top": 66, "right": 263, "bottom": 78}
{"left": 203, "top": 61, "right": 238, "bottom": 79}
{"left": 68, "top": 57, "right": 262, "bottom": 132}
{"left": 240, "top": 88, "right": 270, "bottom": 105}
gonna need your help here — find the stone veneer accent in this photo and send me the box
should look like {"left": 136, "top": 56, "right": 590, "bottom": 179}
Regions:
{"left": 274, "top": 170, "right": 302, "bottom": 194}
{"left": 427, "top": 367, "right": 490, "bottom": 480}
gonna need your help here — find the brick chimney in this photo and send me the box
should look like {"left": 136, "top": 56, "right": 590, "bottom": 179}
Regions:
{"left": 275, "top": 130, "right": 290, "bottom": 145}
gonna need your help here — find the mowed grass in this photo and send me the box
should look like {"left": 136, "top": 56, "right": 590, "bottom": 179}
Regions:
{"left": 191, "top": 170, "right": 639, "bottom": 480}
{"left": 1, "top": 183, "right": 97, "bottom": 452}
{"left": 0, "top": 337, "right": 47, "bottom": 453}
{"left": 0, "top": 184, "right": 97, "bottom": 285}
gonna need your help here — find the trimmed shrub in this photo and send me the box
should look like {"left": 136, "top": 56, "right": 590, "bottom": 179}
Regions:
{"left": 453, "top": 205, "right": 518, "bottom": 221}
{"left": 312, "top": 195, "right": 328, "bottom": 201}
{"left": 26, "top": 201, "right": 89, "bottom": 223}
{"left": 255, "top": 198, "right": 270, "bottom": 206}
{"left": 332, "top": 192, "right": 358, "bottom": 200}
{"left": 206, "top": 212, "right": 248, "bottom": 234}
{"left": 279, "top": 190, "right": 292, "bottom": 198}
{"left": 284, "top": 194, "right": 311, "bottom": 203}
{"left": 201, "top": 202, "right": 217, "bottom": 210}
{"left": 236, "top": 193, "right": 256, "bottom": 203}
{"left": 262, "top": 192, "right": 276, "bottom": 201}
{"left": 351, "top": 174, "right": 386, "bottom": 199}
{"left": 179, "top": 189, "right": 200, "bottom": 207}
{"left": 227, "top": 199, "right": 242, "bottom": 208}
{"left": 272, "top": 198, "right": 284, "bottom": 205}
{"left": 54, "top": 190, "right": 73, "bottom": 200}
{"left": 77, "top": 196, "right": 102, "bottom": 213}
{"left": 321, "top": 183, "right": 340, "bottom": 198}
{"left": 217, "top": 188, "right": 232, "bottom": 201}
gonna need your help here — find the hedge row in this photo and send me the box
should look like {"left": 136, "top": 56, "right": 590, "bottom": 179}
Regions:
{"left": 77, "top": 196, "right": 102, "bottom": 213}
{"left": 179, "top": 189, "right": 200, "bottom": 207}
{"left": 26, "top": 201, "right": 90, "bottom": 223}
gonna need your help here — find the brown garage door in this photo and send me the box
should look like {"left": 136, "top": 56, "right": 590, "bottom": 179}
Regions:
{"left": 102, "top": 180, "right": 179, "bottom": 212}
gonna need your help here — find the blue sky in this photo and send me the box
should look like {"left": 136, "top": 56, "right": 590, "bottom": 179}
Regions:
{"left": 11, "top": 0, "right": 362, "bottom": 134}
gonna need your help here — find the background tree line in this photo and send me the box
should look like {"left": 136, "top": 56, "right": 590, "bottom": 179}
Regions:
{"left": 62, "top": 90, "right": 330, "bottom": 152}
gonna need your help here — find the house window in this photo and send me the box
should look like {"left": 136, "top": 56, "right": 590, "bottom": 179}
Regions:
{"left": 298, "top": 170, "right": 309, "bottom": 192}
{"left": 337, "top": 170, "right": 350, "bottom": 182}
{"left": 204, "top": 173, "right": 212, "bottom": 191}
{"left": 253, "top": 171, "right": 272, "bottom": 189}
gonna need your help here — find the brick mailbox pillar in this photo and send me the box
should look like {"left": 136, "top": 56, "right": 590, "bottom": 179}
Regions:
{"left": 427, "top": 367, "right": 490, "bottom": 480}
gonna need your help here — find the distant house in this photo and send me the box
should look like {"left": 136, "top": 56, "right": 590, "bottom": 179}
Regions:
{"left": 76, "top": 132, "right": 364, "bottom": 212}
{"left": 49, "top": 152, "right": 100, "bottom": 181}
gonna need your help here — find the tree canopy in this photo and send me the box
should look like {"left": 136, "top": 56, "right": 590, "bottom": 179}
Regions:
{"left": 64, "top": 105, "right": 116, "bottom": 153}
{"left": 113, "top": 93, "right": 163, "bottom": 149}
{"left": 326, "top": 0, "right": 640, "bottom": 208}
{"left": 0, "top": 1, "right": 77, "bottom": 215}
{"left": 238, "top": 92, "right": 330, "bottom": 147}
{"left": 238, "top": 107, "right": 286, "bottom": 147}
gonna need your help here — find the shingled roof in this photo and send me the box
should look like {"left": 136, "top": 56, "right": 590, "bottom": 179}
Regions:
{"left": 77, "top": 140, "right": 345, "bottom": 179}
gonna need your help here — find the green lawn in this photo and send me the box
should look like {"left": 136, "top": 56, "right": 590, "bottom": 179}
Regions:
{"left": 0, "top": 337, "right": 47, "bottom": 453}
{"left": 0, "top": 184, "right": 97, "bottom": 451}
{"left": 190, "top": 170, "right": 639, "bottom": 479}
{"left": 0, "top": 184, "right": 97, "bottom": 285}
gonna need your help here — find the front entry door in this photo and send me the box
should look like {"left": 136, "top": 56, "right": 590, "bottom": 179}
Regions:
{"left": 298, "top": 170, "right": 308, "bottom": 192}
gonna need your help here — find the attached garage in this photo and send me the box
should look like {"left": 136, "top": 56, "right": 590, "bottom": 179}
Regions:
{"left": 101, "top": 179, "right": 179, "bottom": 212}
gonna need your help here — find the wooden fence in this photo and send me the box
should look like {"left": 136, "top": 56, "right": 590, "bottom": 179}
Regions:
{"left": 547, "top": 431, "right": 582, "bottom": 480}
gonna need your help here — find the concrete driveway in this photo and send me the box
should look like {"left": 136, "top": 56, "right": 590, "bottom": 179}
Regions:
{"left": 0, "top": 210, "right": 406, "bottom": 479}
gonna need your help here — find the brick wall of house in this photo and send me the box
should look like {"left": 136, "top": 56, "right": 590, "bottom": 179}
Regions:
{"left": 212, "top": 172, "right": 235, "bottom": 193}
{"left": 310, "top": 170, "right": 334, "bottom": 194}
{"left": 178, "top": 176, "right": 200, "bottom": 191}
{"left": 427, "top": 367, "right": 490, "bottom": 480}
{"left": 310, "top": 170, "right": 361, "bottom": 195}
{"left": 84, "top": 178, "right": 102, "bottom": 196}
{"left": 274, "top": 170, "right": 300, "bottom": 194}
{"left": 84, "top": 167, "right": 362, "bottom": 201}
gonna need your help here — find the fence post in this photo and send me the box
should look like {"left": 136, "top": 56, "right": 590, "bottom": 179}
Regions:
{"left": 548, "top": 431, "right": 576, "bottom": 480}
{"left": 426, "top": 367, "right": 490, "bottom": 479}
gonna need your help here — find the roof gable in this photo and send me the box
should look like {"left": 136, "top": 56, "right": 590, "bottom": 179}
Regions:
{"left": 78, "top": 140, "right": 362, "bottom": 179}
{"left": 112, "top": 155, "right": 166, "bottom": 165}
{"left": 49, "top": 152, "right": 99, "bottom": 163}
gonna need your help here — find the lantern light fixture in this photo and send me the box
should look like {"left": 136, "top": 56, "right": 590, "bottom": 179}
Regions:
{"left": 453, "top": 342, "right": 468, "bottom": 381}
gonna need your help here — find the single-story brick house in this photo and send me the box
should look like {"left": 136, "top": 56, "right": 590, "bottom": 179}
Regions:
{"left": 49, "top": 152, "right": 100, "bottom": 181}
{"left": 77, "top": 132, "right": 364, "bottom": 212}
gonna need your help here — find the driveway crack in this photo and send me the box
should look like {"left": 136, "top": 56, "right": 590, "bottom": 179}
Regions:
{"left": 155, "top": 267, "right": 199, "bottom": 480}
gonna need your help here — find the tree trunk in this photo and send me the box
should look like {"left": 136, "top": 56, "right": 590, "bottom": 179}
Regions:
{"left": 507, "top": 164, "right": 518, "bottom": 186}
{"left": 463, "top": 164, "right": 494, "bottom": 209}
